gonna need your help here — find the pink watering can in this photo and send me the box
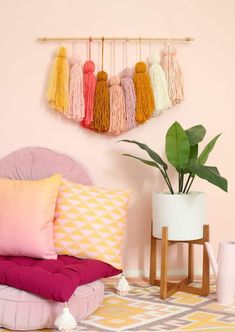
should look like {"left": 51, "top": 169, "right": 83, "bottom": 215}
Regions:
{"left": 205, "top": 241, "right": 235, "bottom": 305}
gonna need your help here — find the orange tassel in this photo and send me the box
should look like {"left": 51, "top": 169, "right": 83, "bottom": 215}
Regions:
{"left": 133, "top": 62, "right": 154, "bottom": 124}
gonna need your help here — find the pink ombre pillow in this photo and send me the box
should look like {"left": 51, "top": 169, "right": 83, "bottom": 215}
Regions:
{"left": 0, "top": 174, "right": 61, "bottom": 259}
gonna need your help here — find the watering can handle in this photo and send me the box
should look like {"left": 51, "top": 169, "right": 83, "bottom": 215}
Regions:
{"left": 205, "top": 242, "right": 218, "bottom": 277}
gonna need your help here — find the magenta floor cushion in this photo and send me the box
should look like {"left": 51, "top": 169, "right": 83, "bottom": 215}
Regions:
{"left": 0, "top": 255, "right": 121, "bottom": 302}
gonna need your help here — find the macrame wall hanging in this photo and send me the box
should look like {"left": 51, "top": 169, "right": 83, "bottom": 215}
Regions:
{"left": 43, "top": 36, "right": 193, "bottom": 136}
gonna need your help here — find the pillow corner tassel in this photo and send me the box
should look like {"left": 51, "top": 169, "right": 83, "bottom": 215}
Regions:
{"left": 55, "top": 302, "right": 77, "bottom": 331}
{"left": 115, "top": 273, "right": 130, "bottom": 296}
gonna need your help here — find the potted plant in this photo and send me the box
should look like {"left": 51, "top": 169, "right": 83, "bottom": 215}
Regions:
{"left": 120, "top": 121, "right": 228, "bottom": 240}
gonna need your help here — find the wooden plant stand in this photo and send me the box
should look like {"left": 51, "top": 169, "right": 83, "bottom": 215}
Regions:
{"left": 149, "top": 224, "right": 210, "bottom": 300}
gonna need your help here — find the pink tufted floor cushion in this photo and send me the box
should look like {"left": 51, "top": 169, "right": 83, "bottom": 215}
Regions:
{"left": 0, "top": 280, "right": 104, "bottom": 330}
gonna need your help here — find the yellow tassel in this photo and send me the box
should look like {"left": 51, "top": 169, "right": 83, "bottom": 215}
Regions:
{"left": 133, "top": 62, "right": 154, "bottom": 124}
{"left": 90, "top": 71, "right": 110, "bottom": 132}
{"left": 47, "top": 47, "right": 69, "bottom": 113}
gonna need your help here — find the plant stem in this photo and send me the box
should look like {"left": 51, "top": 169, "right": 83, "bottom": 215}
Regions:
{"left": 183, "top": 173, "right": 191, "bottom": 193}
{"left": 181, "top": 172, "right": 184, "bottom": 193}
{"left": 164, "top": 171, "right": 174, "bottom": 194}
{"left": 185, "top": 175, "right": 195, "bottom": 194}
{"left": 178, "top": 171, "right": 184, "bottom": 193}
{"left": 178, "top": 172, "right": 181, "bottom": 193}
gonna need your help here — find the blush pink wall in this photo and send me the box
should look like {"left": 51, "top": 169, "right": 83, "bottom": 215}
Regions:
{"left": 0, "top": 0, "right": 234, "bottom": 277}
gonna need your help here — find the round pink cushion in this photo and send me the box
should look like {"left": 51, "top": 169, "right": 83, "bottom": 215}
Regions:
{"left": 0, "top": 280, "right": 104, "bottom": 330}
{"left": 0, "top": 147, "right": 92, "bottom": 184}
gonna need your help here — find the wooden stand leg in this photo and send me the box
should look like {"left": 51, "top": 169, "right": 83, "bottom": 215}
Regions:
{"left": 188, "top": 243, "right": 194, "bottom": 282}
{"left": 150, "top": 233, "right": 157, "bottom": 285}
{"left": 160, "top": 227, "right": 168, "bottom": 299}
{"left": 202, "top": 224, "right": 210, "bottom": 296}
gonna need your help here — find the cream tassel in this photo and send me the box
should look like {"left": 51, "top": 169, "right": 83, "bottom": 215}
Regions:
{"left": 149, "top": 54, "right": 172, "bottom": 115}
{"left": 115, "top": 274, "right": 130, "bottom": 296}
{"left": 55, "top": 303, "right": 77, "bottom": 331}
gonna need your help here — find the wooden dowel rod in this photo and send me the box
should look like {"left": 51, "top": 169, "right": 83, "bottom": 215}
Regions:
{"left": 37, "top": 36, "right": 194, "bottom": 42}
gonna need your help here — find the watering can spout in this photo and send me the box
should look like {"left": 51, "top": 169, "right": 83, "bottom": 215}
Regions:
{"left": 205, "top": 242, "right": 218, "bottom": 278}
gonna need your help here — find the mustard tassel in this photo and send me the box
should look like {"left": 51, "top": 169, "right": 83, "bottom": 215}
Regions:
{"left": 90, "top": 71, "right": 110, "bottom": 132}
{"left": 133, "top": 62, "right": 154, "bottom": 124}
{"left": 47, "top": 47, "right": 69, "bottom": 113}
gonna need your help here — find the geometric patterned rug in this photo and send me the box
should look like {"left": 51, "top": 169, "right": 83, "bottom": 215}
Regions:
{"left": 1, "top": 280, "right": 235, "bottom": 332}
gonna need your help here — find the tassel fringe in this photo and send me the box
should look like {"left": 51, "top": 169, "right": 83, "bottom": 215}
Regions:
{"left": 115, "top": 274, "right": 130, "bottom": 296}
{"left": 91, "top": 71, "right": 110, "bottom": 132}
{"left": 121, "top": 68, "right": 136, "bottom": 130}
{"left": 109, "top": 76, "right": 126, "bottom": 135}
{"left": 149, "top": 54, "right": 172, "bottom": 115}
{"left": 47, "top": 47, "right": 69, "bottom": 113}
{"left": 55, "top": 303, "right": 77, "bottom": 331}
{"left": 133, "top": 62, "right": 154, "bottom": 124}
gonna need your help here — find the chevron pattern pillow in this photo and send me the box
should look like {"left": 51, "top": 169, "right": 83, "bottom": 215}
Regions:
{"left": 54, "top": 178, "right": 131, "bottom": 269}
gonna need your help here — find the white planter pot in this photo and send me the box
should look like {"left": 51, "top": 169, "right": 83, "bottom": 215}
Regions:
{"left": 152, "top": 192, "right": 205, "bottom": 241}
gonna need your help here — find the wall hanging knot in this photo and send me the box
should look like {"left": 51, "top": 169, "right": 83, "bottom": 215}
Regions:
{"left": 161, "top": 44, "right": 184, "bottom": 105}
{"left": 67, "top": 51, "right": 85, "bottom": 121}
{"left": 81, "top": 38, "right": 96, "bottom": 128}
{"left": 91, "top": 37, "right": 110, "bottom": 132}
{"left": 108, "top": 39, "right": 126, "bottom": 135}
{"left": 120, "top": 40, "right": 136, "bottom": 131}
{"left": 149, "top": 54, "right": 171, "bottom": 115}
{"left": 47, "top": 46, "right": 69, "bottom": 113}
{"left": 134, "top": 38, "right": 154, "bottom": 124}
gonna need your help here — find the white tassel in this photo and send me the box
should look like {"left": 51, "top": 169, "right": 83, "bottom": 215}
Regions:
{"left": 55, "top": 303, "right": 77, "bottom": 331}
{"left": 149, "top": 54, "right": 172, "bottom": 116}
{"left": 115, "top": 274, "right": 130, "bottom": 296}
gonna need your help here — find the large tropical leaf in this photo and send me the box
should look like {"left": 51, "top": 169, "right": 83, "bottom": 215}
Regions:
{"left": 165, "top": 121, "right": 190, "bottom": 170}
{"left": 119, "top": 139, "right": 167, "bottom": 169}
{"left": 190, "top": 164, "right": 227, "bottom": 192}
{"left": 198, "top": 134, "right": 221, "bottom": 165}
{"left": 185, "top": 125, "right": 206, "bottom": 146}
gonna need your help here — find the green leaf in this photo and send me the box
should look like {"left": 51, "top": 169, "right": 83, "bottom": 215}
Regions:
{"left": 122, "top": 154, "right": 162, "bottom": 169}
{"left": 198, "top": 134, "right": 221, "bottom": 165}
{"left": 190, "top": 164, "right": 227, "bottom": 192}
{"left": 183, "top": 145, "right": 198, "bottom": 174}
{"left": 185, "top": 125, "right": 206, "bottom": 146}
{"left": 189, "top": 144, "right": 198, "bottom": 161}
{"left": 119, "top": 139, "right": 167, "bottom": 169}
{"left": 165, "top": 121, "right": 190, "bottom": 170}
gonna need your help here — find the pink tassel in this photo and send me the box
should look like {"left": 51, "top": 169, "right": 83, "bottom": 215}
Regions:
{"left": 67, "top": 56, "right": 85, "bottom": 121}
{"left": 109, "top": 76, "right": 126, "bottom": 135}
{"left": 120, "top": 68, "right": 136, "bottom": 131}
{"left": 81, "top": 60, "right": 96, "bottom": 128}
{"left": 161, "top": 46, "right": 184, "bottom": 105}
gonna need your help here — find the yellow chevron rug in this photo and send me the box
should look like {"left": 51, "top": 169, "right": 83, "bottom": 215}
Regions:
{"left": 1, "top": 280, "right": 235, "bottom": 331}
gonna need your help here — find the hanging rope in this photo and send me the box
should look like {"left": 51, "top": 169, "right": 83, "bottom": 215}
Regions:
{"left": 120, "top": 39, "right": 136, "bottom": 130}
{"left": 109, "top": 38, "right": 126, "bottom": 135}
{"left": 91, "top": 37, "right": 110, "bottom": 132}
{"left": 81, "top": 37, "right": 96, "bottom": 128}
{"left": 133, "top": 38, "right": 154, "bottom": 123}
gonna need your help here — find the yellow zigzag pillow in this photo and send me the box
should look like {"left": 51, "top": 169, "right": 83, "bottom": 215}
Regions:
{"left": 54, "top": 178, "right": 131, "bottom": 269}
